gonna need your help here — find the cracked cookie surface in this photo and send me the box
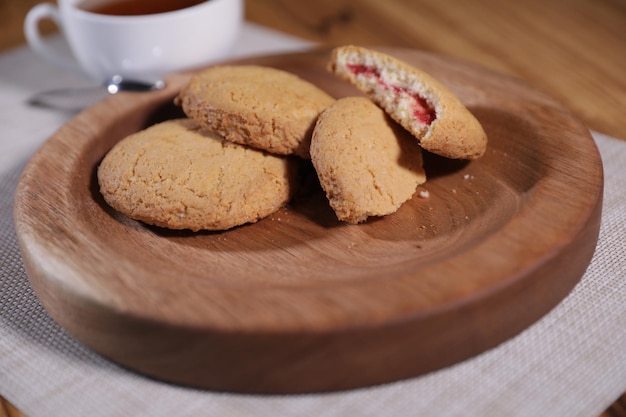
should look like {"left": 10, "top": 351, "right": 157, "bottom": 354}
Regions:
{"left": 175, "top": 65, "right": 335, "bottom": 159}
{"left": 97, "top": 118, "right": 299, "bottom": 231}
{"left": 310, "top": 97, "right": 427, "bottom": 224}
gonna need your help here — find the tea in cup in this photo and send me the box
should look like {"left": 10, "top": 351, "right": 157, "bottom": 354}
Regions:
{"left": 24, "top": 0, "right": 243, "bottom": 84}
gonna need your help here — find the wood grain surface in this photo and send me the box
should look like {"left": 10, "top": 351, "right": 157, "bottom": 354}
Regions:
{"left": 1, "top": 0, "right": 623, "bottom": 413}
{"left": 13, "top": 48, "right": 602, "bottom": 393}
{"left": 0, "top": 399, "right": 26, "bottom": 417}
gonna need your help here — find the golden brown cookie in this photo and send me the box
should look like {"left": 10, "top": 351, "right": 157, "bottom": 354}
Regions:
{"left": 328, "top": 45, "right": 487, "bottom": 160}
{"left": 175, "top": 65, "right": 335, "bottom": 159}
{"left": 98, "top": 118, "right": 299, "bottom": 231}
{"left": 310, "top": 97, "right": 427, "bottom": 224}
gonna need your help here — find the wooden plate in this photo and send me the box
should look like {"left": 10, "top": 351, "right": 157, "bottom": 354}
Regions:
{"left": 14, "top": 48, "right": 603, "bottom": 393}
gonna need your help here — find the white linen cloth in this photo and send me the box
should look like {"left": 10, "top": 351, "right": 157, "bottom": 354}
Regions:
{"left": 1, "top": 22, "right": 624, "bottom": 417}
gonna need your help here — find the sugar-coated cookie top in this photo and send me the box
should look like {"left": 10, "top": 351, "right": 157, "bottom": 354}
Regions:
{"left": 176, "top": 65, "right": 335, "bottom": 158}
{"left": 98, "top": 118, "right": 299, "bottom": 231}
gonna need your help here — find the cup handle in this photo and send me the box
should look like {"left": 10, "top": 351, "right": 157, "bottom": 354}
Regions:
{"left": 24, "top": 3, "right": 86, "bottom": 78}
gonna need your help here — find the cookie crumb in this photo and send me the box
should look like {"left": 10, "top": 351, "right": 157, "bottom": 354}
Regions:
{"left": 418, "top": 190, "right": 430, "bottom": 199}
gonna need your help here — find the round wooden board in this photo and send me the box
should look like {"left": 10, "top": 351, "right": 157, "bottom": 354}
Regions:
{"left": 14, "top": 48, "right": 603, "bottom": 393}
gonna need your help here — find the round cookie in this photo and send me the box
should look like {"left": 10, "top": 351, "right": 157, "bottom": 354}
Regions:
{"left": 328, "top": 45, "right": 488, "bottom": 160}
{"left": 98, "top": 118, "right": 299, "bottom": 231}
{"left": 310, "top": 97, "right": 427, "bottom": 224}
{"left": 175, "top": 65, "right": 336, "bottom": 159}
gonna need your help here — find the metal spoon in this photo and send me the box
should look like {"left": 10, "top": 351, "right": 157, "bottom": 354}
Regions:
{"left": 28, "top": 75, "right": 166, "bottom": 111}
{"left": 104, "top": 75, "right": 165, "bottom": 94}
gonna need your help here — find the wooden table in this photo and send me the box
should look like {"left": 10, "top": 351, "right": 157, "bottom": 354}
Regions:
{"left": 245, "top": 0, "right": 626, "bottom": 141}
{"left": 0, "top": 0, "right": 624, "bottom": 415}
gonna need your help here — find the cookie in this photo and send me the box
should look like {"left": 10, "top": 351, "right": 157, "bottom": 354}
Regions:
{"left": 98, "top": 118, "right": 299, "bottom": 231}
{"left": 310, "top": 97, "right": 427, "bottom": 224}
{"left": 175, "top": 65, "right": 335, "bottom": 158}
{"left": 328, "top": 45, "right": 487, "bottom": 160}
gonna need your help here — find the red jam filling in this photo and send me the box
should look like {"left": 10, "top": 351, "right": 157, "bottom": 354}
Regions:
{"left": 346, "top": 63, "right": 381, "bottom": 78}
{"left": 346, "top": 63, "right": 436, "bottom": 126}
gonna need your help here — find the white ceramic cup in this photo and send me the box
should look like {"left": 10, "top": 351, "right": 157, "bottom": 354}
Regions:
{"left": 24, "top": 0, "right": 243, "bottom": 83}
